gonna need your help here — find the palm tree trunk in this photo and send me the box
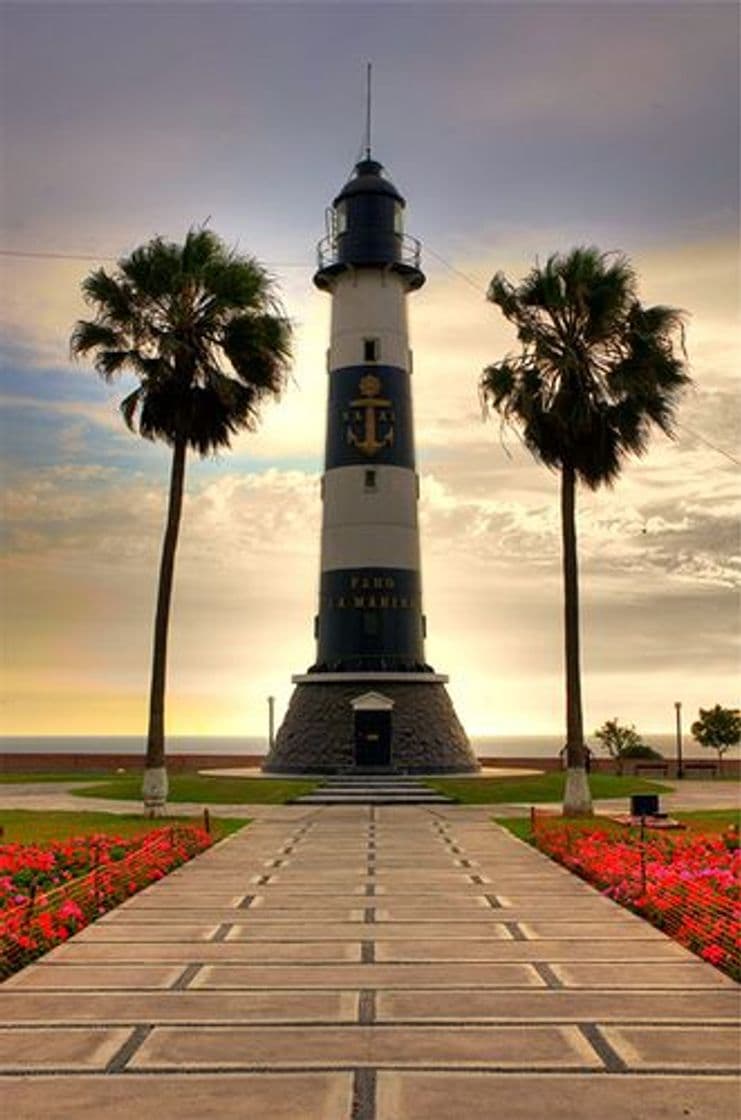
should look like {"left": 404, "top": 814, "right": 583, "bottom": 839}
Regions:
{"left": 142, "top": 435, "right": 187, "bottom": 816}
{"left": 561, "top": 463, "right": 593, "bottom": 816}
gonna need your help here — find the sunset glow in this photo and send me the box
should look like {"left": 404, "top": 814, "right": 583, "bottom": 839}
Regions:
{"left": 1, "top": 3, "right": 738, "bottom": 739}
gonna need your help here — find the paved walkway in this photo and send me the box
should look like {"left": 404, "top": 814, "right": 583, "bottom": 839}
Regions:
{"left": 1, "top": 806, "right": 739, "bottom": 1118}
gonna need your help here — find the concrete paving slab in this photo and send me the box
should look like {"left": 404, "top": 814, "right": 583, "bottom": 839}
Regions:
{"left": 225, "top": 921, "right": 515, "bottom": 941}
{"left": 0, "top": 1073, "right": 354, "bottom": 1120}
{"left": 495, "top": 897, "right": 622, "bottom": 913}
{"left": 74, "top": 922, "right": 221, "bottom": 942}
{"left": 376, "top": 989, "right": 741, "bottom": 1023}
{"left": 131, "top": 1024, "right": 601, "bottom": 1070}
{"left": 117, "top": 895, "right": 248, "bottom": 909}
{"left": 376, "top": 1072, "right": 740, "bottom": 1120}
{"left": 0, "top": 990, "right": 359, "bottom": 1024}
{"left": 373, "top": 904, "right": 493, "bottom": 920}
{"left": 46, "top": 941, "right": 363, "bottom": 963}
{"left": 3, "top": 964, "right": 186, "bottom": 990}
{"left": 94, "top": 906, "right": 367, "bottom": 922}
{"left": 192, "top": 963, "right": 546, "bottom": 989}
{"left": 551, "top": 961, "right": 736, "bottom": 989}
{"left": 600, "top": 1025, "right": 741, "bottom": 1069}
{"left": 519, "top": 920, "right": 667, "bottom": 940}
{"left": 251, "top": 895, "right": 371, "bottom": 908}
{"left": 255, "top": 884, "right": 494, "bottom": 896}
{"left": 374, "top": 938, "right": 688, "bottom": 962}
{"left": 0, "top": 1026, "right": 133, "bottom": 1071}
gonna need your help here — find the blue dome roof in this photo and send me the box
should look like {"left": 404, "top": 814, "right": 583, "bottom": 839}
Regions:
{"left": 334, "top": 158, "right": 405, "bottom": 207}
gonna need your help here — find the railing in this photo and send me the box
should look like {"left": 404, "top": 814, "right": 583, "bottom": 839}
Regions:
{"left": 0, "top": 825, "right": 212, "bottom": 979}
{"left": 316, "top": 232, "right": 422, "bottom": 272}
{"left": 530, "top": 809, "right": 740, "bottom": 981}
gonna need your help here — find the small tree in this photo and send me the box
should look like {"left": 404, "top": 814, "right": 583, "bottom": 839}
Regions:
{"left": 691, "top": 706, "right": 741, "bottom": 774}
{"left": 594, "top": 718, "right": 660, "bottom": 775}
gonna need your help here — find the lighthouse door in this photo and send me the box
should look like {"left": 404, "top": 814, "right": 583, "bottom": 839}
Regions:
{"left": 354, "top": 710, "right": 392, "bottom": 768}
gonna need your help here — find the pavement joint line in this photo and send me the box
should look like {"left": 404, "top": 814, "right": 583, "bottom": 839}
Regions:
{"left": 504, "top": 922, "right": 528, "bottom": 942}
{"left": 361, "top": 941, "right": 376, "bottom": 964}
{"left": 3, "top": 1067, "right": 739, "bottom": 1079}
{"left": 171, "top": 964, "right": 204, "bottom": 991}
{"left": 104, "top": 1024, "right": 153, "bottom": 1073}
{"left": 578, "top": 1023, "right": 630, "bottom": 1073}
{"left": 532, "top": 963, "right": 565, "bottom": 989}
{"left": 2, "top": 1021, "right": 738, "bottom": 1025}
{"left": 18, "top": 981, "right": 735, "bottom": 991}
{"left": 351, "top": 1067, "right": 377, "bottom": 1120}
{"left": 358, "top": 990, "right": 377, "bottom": 1025}
{"left": 210, "top": 923, "right": 234, "bottom": 942}
{"left": 4, "top": 1019, "right": 737, "bottom": 1030}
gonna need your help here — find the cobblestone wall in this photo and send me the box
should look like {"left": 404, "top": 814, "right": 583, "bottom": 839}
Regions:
{"left": 264, "top": 681, "right": 479, "bottom": 773}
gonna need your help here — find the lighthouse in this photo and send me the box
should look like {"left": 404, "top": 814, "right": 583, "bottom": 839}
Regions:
{"left": 264, "top": 149, "right": 478, "bottom": 774}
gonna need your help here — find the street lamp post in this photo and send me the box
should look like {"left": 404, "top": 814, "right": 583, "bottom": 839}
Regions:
{"left": 268, "top": 696, "right": 275, "bottom": 751}
{"left": 674, "top": 701, "right": 684, "bottom": 779}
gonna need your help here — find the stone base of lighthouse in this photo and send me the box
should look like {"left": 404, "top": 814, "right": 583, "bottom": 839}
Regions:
{"left": 263, "top": 676, "right": 479, "bottom": 774}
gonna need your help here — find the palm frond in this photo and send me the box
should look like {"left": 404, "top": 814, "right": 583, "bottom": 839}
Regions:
{"left": 223, "top": 313, "right": 292, "bottom": 393}
{"left": 70, "top": 320, "right": 124, "bottom": 359}
{"left": 70, "top": 228, "right": 294, "bottom": 455}
{"left": 80, "top": 270, "right": 134, "bottom": 325}
{"left": 482, "top": 245, "right": 691, "bottom": 491}
{"left": 120, "top": 387, "right": 144, "bottom": 432}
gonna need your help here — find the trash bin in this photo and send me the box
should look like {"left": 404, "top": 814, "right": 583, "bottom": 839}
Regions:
{"left": 631, "top": 794, "right": 659, "bottom": 817}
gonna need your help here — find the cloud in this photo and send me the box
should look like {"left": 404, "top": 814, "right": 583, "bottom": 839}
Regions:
{"left": 1, "top": 0, "right": 737, "bottom": 740}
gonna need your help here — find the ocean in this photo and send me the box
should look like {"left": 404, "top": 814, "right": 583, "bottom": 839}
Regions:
{"left": 0, "top": 734, "right": 712, "bottom": 760}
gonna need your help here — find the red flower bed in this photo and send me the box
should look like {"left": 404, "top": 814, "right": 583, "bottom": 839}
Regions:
{"left": 532, "top": 819, "right": 740, "bottom": 981}
{"left": 0, "top": 826, "right": 212, "bottom": 978}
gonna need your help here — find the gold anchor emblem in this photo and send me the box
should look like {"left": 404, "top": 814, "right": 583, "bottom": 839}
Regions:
{"left": 346, "top": 374, "right": 395, "bottom": 457}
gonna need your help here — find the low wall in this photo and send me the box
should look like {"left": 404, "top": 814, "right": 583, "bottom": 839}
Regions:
{"left": 479, "top": 755, "right": 741, "bottom": 778}
{"left": 0, "top": 753, "right": 265, "bottom": 774}
{"left": 2, "top": 752, "right": 739, "bottom": 778}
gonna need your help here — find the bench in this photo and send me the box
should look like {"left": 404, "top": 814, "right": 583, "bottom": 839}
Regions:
{"left": 634, "top": 762, "right": 670, "bottom": 776}
{"left": 682, "top": 761, "right": 719, "bottom": 778}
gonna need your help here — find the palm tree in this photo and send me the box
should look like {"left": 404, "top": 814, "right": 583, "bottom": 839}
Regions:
{"left": 71, "top": 228, "right": 292, "bottom": 815}
{"left": 480, "top": 246, "right": 689, "bottom": 815}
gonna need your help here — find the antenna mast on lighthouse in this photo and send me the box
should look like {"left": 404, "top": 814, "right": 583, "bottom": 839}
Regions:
{"left": 364, "top": 62, "right": 373, "bottom": 160}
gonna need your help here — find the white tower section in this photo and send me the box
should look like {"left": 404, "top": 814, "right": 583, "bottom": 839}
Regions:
{"left": 321, "top": 269, "right": 421, "bottom": 576}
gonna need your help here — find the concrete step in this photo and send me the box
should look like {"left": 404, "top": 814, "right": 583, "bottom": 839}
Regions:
{"left": 293, "top": 794, "right": 453, "bottom": 805}
{"left": 291, "top": 776, "right": 455, "bottom": 805}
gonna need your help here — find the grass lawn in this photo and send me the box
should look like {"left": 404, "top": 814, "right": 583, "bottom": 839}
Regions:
{"left": 72, "top": 773, "right": 318, "bottom": 805}
{"left": 426, "top": 772, "right": 671, "bottom": 804}
{"left": 0, "top": 809, "right": 248, "bottom": 845}
{"left": 494, "top": 807, "right": 740, "bottom": 843}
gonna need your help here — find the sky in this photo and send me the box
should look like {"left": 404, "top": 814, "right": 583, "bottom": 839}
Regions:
{"left": 0, "top": 0, "right": 739, "bottom": 743}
